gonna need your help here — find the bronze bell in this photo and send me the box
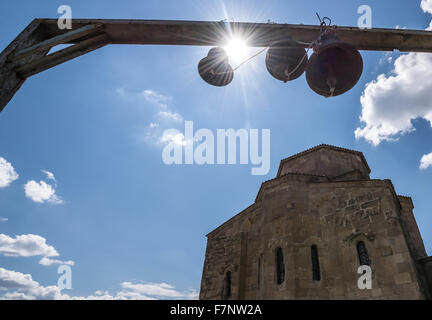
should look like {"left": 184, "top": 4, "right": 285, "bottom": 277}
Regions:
{"left": 198, "top": 47, "right": 234, "bottom": 87}
{"left": 266, "top": 38, "right": 308, "bottom": 82}
{"left": 306, "top": 33, "right": 363, "bottom": 97}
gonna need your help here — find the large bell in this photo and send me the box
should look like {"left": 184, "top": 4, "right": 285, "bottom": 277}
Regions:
{"left": 198, "top": 47, "right": 233, "bottom": 87}
{"left": 266, "top": 38, "right": 308, "bottom": 82}
{"left": 306, "top": 33, "right": 363, "bottom": 97}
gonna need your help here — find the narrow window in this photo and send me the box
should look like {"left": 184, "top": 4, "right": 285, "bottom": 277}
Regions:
{"left": 311, "top": 245, "right": 321, "bottom": 281}
{"left": 357, "top": 241, "right": 370, "bottom": 266}
{"left": 257, "top": 255, "right": 261, "bottom": 289}
{"left": 276, "top": 247, "right": 285, "bottom": 284}
{"left": 222, "top": 271, "right": 231, "bottom": 300}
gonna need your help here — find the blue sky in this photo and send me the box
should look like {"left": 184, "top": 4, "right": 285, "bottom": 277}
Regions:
{"left": 0, "top": 0, "right": 432, "bottom": 299}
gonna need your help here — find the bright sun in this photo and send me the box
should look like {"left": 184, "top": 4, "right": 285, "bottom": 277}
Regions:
{"left": 224, "top": 37, "right": 249, "bottom": 63}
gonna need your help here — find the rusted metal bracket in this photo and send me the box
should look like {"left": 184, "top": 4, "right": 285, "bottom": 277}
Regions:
{"left": 2, "top": 18, "right": 432, "bottom": 113}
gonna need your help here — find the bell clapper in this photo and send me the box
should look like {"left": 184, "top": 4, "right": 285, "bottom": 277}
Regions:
{"left": 327, "top": 77, "right": 337, "bottom": 97}
{"left": 283, "top": 68, "right": 291, "bottom": 81}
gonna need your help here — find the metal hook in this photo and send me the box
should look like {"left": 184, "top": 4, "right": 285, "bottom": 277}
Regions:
{"left": 316, "top": 12, "right": 323, "bottom": 25}
{"left": 316, "top": 13, "right": 332, "bottom": 27}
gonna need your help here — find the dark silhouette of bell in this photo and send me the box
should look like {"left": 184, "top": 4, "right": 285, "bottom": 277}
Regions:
{"left": 266, "top": 38, "right": 308, "bottom": 82}
{"left": 306, "top": 33, "right": 363, "bottom": 97}
{"left": 198, "top": 47, "right": 233, "bottom": 87}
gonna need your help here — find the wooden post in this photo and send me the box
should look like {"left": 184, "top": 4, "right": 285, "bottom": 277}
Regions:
{"left": 0, "top": 20, "right": 47, "bottom": 112}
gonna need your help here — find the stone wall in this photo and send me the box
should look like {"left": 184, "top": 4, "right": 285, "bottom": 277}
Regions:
{"left": 417, "top": 256, "right": 432, "bottom": 298}
{"left": 397, "top": 196, "right": 427, "bottom": 259}
{"left": 200, "top": 175, "right": 426, "bottom": 299}
{"left": 199, "top": 204, "right": 256, "bottom": 300}
{"left": 200, "top": 146, "right": 429, "bottom": 300}
{"left": 306, "top": 180, "right": 423, "bottom": 299}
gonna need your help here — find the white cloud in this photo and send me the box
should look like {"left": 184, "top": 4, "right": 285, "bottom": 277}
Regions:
{"left": 0, "top": 234, "right": 74, "bottom": 269}
{"left": 420, "top": 152, "right": 432, "bottom": 169}
{"left": 38, "top": 257, "right": 75, "bottom": 267}
{"left": 0, "top": 217, "right": 7, "bottom": 223}
{"left": 142, "top": 90, "right": 170, "bottom": 109}
{"left": 159, "top": 111, "right": 183, "bottom": 122}
{"left": 355, "top": 52, "right": 432, "bottom": 145}
{"left": 0, "top": 267, "right": 70, "bottom": 300}
{"left": 0, "top": 234, "right": 59, "bottom": 257}
{"left": 159, "top": 130, "right": 194, "bottom": 147}
{"left": 160, "top": 131, "right": 185, "bottom": 146}
{"left": 422, "top": 0, "right": 432, "bottom": 29}
{"left": 116, "top": 88, "right": 170, "bottom": 109}
{"left": 41, "top": 170, "right": 56, "bottom": 182}
{"left": 355, "top": 1, "right": 432, "bottom": 146}
{"left": 117, "top": 88, "right": 184, "bottom": 146}
{"left": 0, "top": 267, "right": 39, "bottom": 290}
{"left": 422, "top": 0, "right": 432, "bottom": 13}
{"left": 24, "top": 180, "right": 62, "bottom": 204}
{"left": 0, "top": 267, "right": 197, "bottom": 300}
{"left": 0, "top": 157, "right": 18, "bottom": 188}
{"left": 120, "top": 282, "right": 198, "bottom": 299}
{"left": 73, "top": 288, "right": 155, "bottom": 300}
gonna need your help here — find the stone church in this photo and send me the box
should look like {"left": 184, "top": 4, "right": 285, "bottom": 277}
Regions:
{"left": 199, "top": 145, "right": 432, "bottom": 299}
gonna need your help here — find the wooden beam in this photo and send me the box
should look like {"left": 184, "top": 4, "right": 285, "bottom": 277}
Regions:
{"left": 0, "top": 20, "right": 49, "bottom": 113}
{"left": 14, "top": 33, "right": 111, "bottom": 78}
{"left": 2, "top": 18, "right": 432, "bottom": 114}
{"left": 33, "top": 19, "right": 432, "bottom": 52}
{"left": 9, "top": 24, "right": 103, "bottom": 62}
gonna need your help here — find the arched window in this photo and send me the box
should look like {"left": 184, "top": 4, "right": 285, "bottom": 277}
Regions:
{"left": 222, "top": 271, "right": 231, "bottom": 300}
{"left": 276, "top": 247, "right": 285, "bottom": 284}
{"left": 311, "top": 245, "right": 321, "bottom": 281}
{"left": 357, "top": 241, "right": 370, "bottom": 266}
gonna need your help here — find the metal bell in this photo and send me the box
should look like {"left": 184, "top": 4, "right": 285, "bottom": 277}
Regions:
{"left": 306, "top": 33, "right": 363, "bottom": 97}
{"left": 266, "top": 38, "right": 308, "bottom": 82}
{"left": 198, "top": 47, "right": 233, "bottom": 87}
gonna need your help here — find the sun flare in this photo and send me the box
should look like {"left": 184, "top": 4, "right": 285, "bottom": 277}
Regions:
{"left": 224, "top": 37, "right": 250, "bottom": 63}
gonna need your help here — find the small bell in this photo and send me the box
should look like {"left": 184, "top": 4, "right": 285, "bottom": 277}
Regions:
{"left": 266, "top": 38, "right": 308, "bottom": 82}
{"left": 306, "top": 33, "right": 363, "bottom": 97}
{"left": 198, "top": 47, "right": 234, "bottom": 87}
